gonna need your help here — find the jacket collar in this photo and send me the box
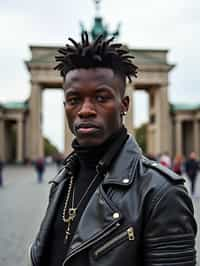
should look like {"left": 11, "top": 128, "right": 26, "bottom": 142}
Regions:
{"left": 49, "top": 152, "right": 79, "bottom": 184}
{"left": 49, "top": 135, "right": 142, "bottom": 187}
{"left": 103, "top": 135, "right": 142, "bottom": 186}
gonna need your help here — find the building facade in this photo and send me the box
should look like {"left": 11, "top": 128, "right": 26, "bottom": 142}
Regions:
{"left": 171, "top": 104, "right": 200, "bottom": 158}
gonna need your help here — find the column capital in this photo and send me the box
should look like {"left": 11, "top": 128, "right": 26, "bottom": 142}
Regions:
{"left": 175, "top": 117, "right": 183, "bottom": 123}
{"left": 159, "top": 82, "right": 169, "bottom": 88}
{"left": 30, "top": 80, "right": 42, "bottom": 88}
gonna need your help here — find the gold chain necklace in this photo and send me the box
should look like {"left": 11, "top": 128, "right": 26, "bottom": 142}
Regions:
{"left": 62, "top": 173, "right": 99, "bottom": 241}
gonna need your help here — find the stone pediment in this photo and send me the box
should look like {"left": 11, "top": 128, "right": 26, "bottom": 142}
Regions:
{"left": 26, "top": 45, "right": 173, "bottom": 68}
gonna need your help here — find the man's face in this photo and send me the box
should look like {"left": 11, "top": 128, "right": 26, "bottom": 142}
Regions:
{"left": 63, "top": 68, "right": 129, "bottom": 146}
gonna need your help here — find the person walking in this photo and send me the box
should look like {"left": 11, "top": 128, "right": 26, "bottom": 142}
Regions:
{"left": 185, "top": 151, "right": 199, "bottom": 195}
{"left": 159, "top": 152, "right": 172, "bottom": 168}
{"left": 172, "top": 154, "right": 184, "bottom": 175}
{"left": 54, "top": 153, "right": 64, "bottom": 170}
{"left": 34, "top": 157, "right": 45, "bottom": 183}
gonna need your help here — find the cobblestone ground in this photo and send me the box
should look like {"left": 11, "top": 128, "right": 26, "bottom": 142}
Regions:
{"left": 0, "top": 165, "right": 199, "bottom": 266}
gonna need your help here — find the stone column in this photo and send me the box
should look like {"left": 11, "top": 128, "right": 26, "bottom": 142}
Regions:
{"left": 154, "top": 84, "right": 171, "bottom": 155}
{"left": 147, "top": 125, "right": 156, "bottom": 155}
{"left": 147, "top": 89, "right": 156, "bottom": 155}
{"left": 194, "top": 119, "right": 199, "bottom": 157}
{"left": 124, "top": 83, "right": 134, "bottom": 136}
{"left": 29, "top": 82, "right": 43, "bottom": 160}
{"left": 16, "top": 116, "right": 23, "bottom": 162}
{"left": 64, "top": 114, "right": 74, "bottom": 156}
{"left": 24, "top": 112, "right": 31, "bottom": 160}
{"left": 0, "top": 115, "right": 6, "bottom": 161}
{"left": 175, "top": 117, "right": 183, "bottom": 155}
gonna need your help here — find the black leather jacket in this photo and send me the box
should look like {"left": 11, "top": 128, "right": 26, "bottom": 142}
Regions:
{"left": 29, "top": 136, "right": 197, "bottom": 266}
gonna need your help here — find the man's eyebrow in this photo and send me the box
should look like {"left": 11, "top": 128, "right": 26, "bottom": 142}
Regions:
{"left": 65, "top": 76, "right": 80, "bottom": 83}
{"left": 65, "top": 89, "right": 79, "bottom": 96}
{"left": 95, "top": 86, "right": 115, "bottom": 93}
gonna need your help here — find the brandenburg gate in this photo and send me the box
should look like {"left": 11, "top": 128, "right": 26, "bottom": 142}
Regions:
{"left": 25, "top": 45, "right": 174, "bottom": 160}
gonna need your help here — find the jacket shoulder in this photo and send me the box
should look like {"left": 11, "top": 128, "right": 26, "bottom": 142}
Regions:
{"left": 141, "top": 156, "right": 185, "bottom": 184}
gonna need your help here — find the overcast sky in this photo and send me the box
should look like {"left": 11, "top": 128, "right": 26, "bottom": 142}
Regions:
{"left": 0, "top": 0, "right": 200, "bottom": 151}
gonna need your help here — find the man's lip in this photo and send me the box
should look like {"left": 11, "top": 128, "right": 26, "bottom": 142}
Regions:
{"left": 75, "top": 123, "right": 101, "bottom": 134}
{"left": 77, "top": 127, "right": 100, "bottom": 134}
{"left": 76, "top": 123, "right": 100, "bottom": 129}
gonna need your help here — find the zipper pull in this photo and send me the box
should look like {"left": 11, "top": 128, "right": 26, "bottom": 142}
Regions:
{"left": 127, "top": 227, "right": 135, "bottom": 240}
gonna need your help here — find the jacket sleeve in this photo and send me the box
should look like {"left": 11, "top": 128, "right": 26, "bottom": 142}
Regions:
{"left": 28, "top": 182, "right": 58, "bottom": 266}
{"left": 143, "top": 183, "right": 197, "bottom": 266}
{"left": 28, "top": 166, "right": 69, "bottom": 266}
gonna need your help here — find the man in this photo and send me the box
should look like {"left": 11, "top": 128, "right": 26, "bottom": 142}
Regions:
{"left": 29, "top": 32, "right": 197, "bottom": 266}
{"left": 34, "top": 157, "right": 45, "bottom": 183}
{"left": 159, "top": 152, "right": 171, "bottom": 168}
{"left": 185, "top": 151, "right": 199, "bottom": 195}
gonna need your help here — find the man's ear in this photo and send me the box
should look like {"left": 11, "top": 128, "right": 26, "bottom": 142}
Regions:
{"left": 121, "top": 96, "right": 129, "bottom": 113}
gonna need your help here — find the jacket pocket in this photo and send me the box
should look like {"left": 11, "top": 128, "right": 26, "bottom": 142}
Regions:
{"left": 93, "top": 226, "right": 135, "bottom": 259}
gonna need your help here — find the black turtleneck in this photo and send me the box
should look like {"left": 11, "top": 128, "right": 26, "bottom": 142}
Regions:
{"left": 45, "top": 127, "right": 128, "bottom": 266}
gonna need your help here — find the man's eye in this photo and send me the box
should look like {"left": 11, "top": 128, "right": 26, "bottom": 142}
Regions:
{"left": 96, "top": 95, "right": 108, "bottom": 102}
{"left": 66, "top": 97, "right": 80, "bottom": 105}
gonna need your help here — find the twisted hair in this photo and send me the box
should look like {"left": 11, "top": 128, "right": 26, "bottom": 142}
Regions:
{"left": 55, "top": 31, "right": 137, "bottom": 83}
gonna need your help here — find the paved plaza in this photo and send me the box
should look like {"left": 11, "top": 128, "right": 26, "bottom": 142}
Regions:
{"left": 0, "top": 164, "right": 200, "bottom": 266}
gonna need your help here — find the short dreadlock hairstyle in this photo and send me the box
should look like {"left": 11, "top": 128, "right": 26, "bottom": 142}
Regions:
{"left": 55, "top": 31, "right": 137, "bottom": 83}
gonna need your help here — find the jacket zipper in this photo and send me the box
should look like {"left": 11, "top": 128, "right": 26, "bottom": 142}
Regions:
{"left": 62, "top": 222, "right": 121, "bottom": 266}
{"left": 94, "top": 226, "right": 135, "bottom": 258}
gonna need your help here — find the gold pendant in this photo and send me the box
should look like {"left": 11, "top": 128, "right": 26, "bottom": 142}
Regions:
{"left": 64, "top": 208, "right": 77, "bottom": 242}
{"left": 68, "top": 208, "right": 77, "bottom": 220}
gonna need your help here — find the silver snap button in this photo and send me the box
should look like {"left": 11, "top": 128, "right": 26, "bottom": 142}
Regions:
{"left": 123, "top": 178, "right": 129, "bottom": 184}
{"left": 113, "top": 212, "right": 120, "bottom": 219}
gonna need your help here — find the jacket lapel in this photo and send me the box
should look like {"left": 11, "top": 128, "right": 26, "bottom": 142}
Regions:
{"left": 103, "top": 136, "right": 141, "bottom": 186}
{"left": 65, "top": 184, "right": 122, "bottom": 262}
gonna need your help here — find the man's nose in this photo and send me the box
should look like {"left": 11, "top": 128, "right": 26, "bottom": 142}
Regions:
{"left": 78, "top": 99, "right": 96, "bottom": 118}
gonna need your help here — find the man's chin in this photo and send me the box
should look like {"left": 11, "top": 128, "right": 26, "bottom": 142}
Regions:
{"left": 76, "top": 136, "right": 105, "bottom": 147}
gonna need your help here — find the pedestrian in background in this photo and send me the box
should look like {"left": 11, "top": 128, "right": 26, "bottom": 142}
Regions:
{"left": 54, "top": 152, "right": 64, "bottom": 170}
{"left": 185, "top": 152, "right": 199, "bottom": 195}
{"left": 172, "top": 154, "right": 184, "bottom": 175}
{"left": 159, "top": 152, "right": 172, "bottom": 168}
{"left": 34, "top": 158, "right": 45, "bottom": 183}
